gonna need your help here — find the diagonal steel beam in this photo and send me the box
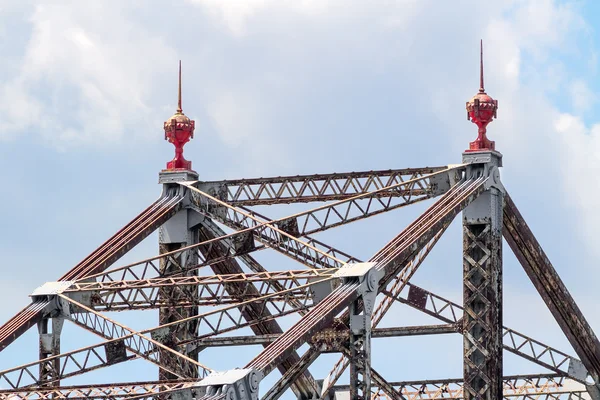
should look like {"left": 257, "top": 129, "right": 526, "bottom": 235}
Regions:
{"left": 262, "top": 349, "right": 322, "bottom": 400}
{"left": 0, "top": 192, "right": 184, "bottom": 354}
{"left": 195, "top": 219, "right": 320, "bottom": 399}
{"left": 386, "top": 283, "right": 589, "bottom": 383}
{"left": 0, "top": 278, "right": 321, "bottom": 389}
{"left": 503, "top": 193, "right": 600, "bottom": 383}
{"left": 74, "top": 167, "right": 453, "bottom": 285}
{"left": 189, "top": 166, "right": 462, "bottom": 259}
{"left": 320, "top": 217, "right": 451, "bottom": 394}
{"left": 60, "top": 295, "right": 209, "bottom": 380}
{"left": 244, "top": 178, "right": 486, "bottom": 380}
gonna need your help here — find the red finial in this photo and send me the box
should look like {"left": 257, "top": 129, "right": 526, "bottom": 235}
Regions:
{"left": 164, "top": 60, "right": 195, "bottom": 170}
{"left": 465, "top": 40, "right": 498, "bottom": 152}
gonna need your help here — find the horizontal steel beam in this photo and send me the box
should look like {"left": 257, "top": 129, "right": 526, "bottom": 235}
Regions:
{"left": 327, "top": 374, "right": 587, "bottom": 400}
{"left": 193, "top": 324, "right": 457, "bottom": 348}
{"left": 387, "top": 283, "right": 589, "bottom": 383}
{"left": 200, "top": 167, "right": 448, "bottom": 206}
{"left": 64, "top": 269, "right": 333, "bottom": 312}
{"left": 0, "top": 193, "right": 185, "bottom": 353}
{"left": 246, "top": 178, "right": 485, "bottom": 377}
{"left": 1, "top": 374, "right": 588, "bottom": 400}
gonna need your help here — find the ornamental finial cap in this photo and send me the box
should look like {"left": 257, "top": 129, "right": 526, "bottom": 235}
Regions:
{"left": 465, "top": 40, "right": 498, "bottom": 152}
{"left": 163, "top": 60, "right": 195, "bottom": 170}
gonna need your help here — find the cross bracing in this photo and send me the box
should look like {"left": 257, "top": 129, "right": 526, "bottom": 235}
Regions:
{"left": 0, "top": 160, "right": 598, "bottom": 400}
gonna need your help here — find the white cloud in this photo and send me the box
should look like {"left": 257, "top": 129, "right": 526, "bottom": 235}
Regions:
{"left": 187, "top": 0, "right": 269, "bottom": 36}
{"left": 187, "top": 0, "right": 331, "bottom": 36}
{"left": 0, "top": 2, "right": 177, "bottom": 148}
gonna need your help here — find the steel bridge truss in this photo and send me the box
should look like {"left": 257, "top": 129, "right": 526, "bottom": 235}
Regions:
{"left": 1, "top": 160, "right": 599, "bottom": 400}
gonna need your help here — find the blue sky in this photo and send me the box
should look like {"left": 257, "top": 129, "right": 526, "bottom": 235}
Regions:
{"left": 0, "top": 0, "right": 600, "bottom": 397}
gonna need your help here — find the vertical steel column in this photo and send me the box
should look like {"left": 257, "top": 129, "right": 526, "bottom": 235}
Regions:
{"left": 157, "top": 171, "right": 201, "bottom": 380}
{"left": 462, "top": 151, "right": 503, "bottom": 400}
{"left": 342, "top": 265, "right": 381, "bottom": 400}
{"left": 348, "top": 298, "right": 373, "bottom": 400}
{"left": 37, "top": 317, "right": 64, "bottom": 388}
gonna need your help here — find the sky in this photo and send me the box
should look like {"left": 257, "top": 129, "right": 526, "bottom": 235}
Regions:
{"left": 0, "top": 0, "right": 600, "bottom": 398}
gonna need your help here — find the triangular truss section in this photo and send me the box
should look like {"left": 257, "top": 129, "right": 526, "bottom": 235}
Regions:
{"left": 0, "top": 161, "right": 598, "bottom": 400}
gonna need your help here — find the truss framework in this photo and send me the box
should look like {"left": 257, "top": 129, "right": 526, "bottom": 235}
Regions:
{"left": 0, "top": 161, "right": 598, "bottom": 400}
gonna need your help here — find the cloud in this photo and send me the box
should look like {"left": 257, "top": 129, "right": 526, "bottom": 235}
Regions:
{"left": 186, "top": 0, "right": 330, "bottom": 36}
{"left": 0, "top": 2, "right": 178, "bottom": 149}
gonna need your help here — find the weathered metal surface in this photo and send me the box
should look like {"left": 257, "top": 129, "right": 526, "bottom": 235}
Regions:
{"left": 0, "top": 151, "right": 596, "bottom": 400}
{"left": 0, "top": 379, "right": 199, "bottom": 399}
{"left": 0, "top": 193, "right": 184, "bottom": 353}
{"left": 503, "top": 193, "right": 600, "bottom": 383}
{"left": 245, "top": 178, "right": 485, "bottom": 378}
{"left": 322, "top": 223, "right": 451, "bottom": 394}
{"left": 328, "top": 374, "right": 586, "bottom": 400}
{"left": 196, "top": 221, "right": 320, "bottom": 400}
{"left": 1, "top": 374, "right": 586, "bottom": 400}
{"left": 62, "top": 295, "right": 208, "bottom": 381}
{"left": 62, "top": 269, "right": 334, "bottom": 312}
{"left": 460, "top": 151, "right": 504, "bottom": 400}
{"left": 202, "top": 167, "right": 448, "bottom": 206}
{"left": 158, "top": 232, "right": 200, "bottom": 381}
{"left": 462, "top": 221, "right": 502, "bottom": 400}
{"left": 189, "top": 324, "right": 456, "bottom": 350}
{"left": 388, "top": 282, "right": 590, "bottom": 384}
{"left": 37, "top": 317, "right": 63, "bottom": 388}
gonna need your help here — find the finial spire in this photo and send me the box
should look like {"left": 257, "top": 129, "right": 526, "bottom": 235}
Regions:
{"left": 163, "top": 60, "right": 195, "bottom": 171}
{"left": 465, "top": 40, "right": 498, "bottom": 153}
{"left": 177, "top": 60, "right": 183, "bottom": 114}
{"left": 479, "top": 39, "right": 485, "bottom": 93}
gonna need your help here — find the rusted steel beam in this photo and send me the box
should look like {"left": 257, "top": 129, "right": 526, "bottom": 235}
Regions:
{"left": 387, "top": 283, "right": 589, "bottom": 383}
{"left": 61, "top": 295, "right": 208, "bottom": 381}
{"left": 1, "top": 374, "right": 586, "bottom": 400}
{"left": 4, "top": 374, "right": 586, "bottom": 400}
{"left": 190, "top": 325, "right": 458, "bottom": 349}
{"left": 195, "top": 222, "right": 320, "bottom": 399}
{"left": 0, "top": 279, "right": 318, "bottom": 390}
{"left": 79, "top": 167, "right": 438, "bottom": 286}
{"left": 327, "top": 374, "right": 586, "bottom": 400}
{"left": 184, "top": 166, "right": 464, "bottom": 271}
{"left": 246, "top": 178, "right": 485, "bottom": 377}
{"left": 0, "top": 379, "right": 198, "bottom": 399}
{"left": 374, "top": 324, "right": 458, "bottom": 337}
{"left": 201, "top": 166, "right": 447, "bottom": 206}
{"left": 0, "top": 193, "right": 184, "bottom": 353}
{"left": 320, "top": 226, "right": 451, "bottom": 394}
{"left": 503, "top": 193, "right": 600, "bottom": 383}
{"left": 37, "top": 317, "right": 63, "bottom": 388}
{"left": 462, "top": 193, "right": 503, "bottom": 400}
{"left": 186, "top": 183, "right": 347, "bottom": 270}
{"left": 158, "top": 238, "right": 199, "bottom": 381}
{"left": 67, "top": 269, "right": 334, "bottom": 292}
{"left": 82, "top": 232, "right": 357, "bottom": 285}
{"left": 262, "top": 349, "right": 321, "bottom": 400}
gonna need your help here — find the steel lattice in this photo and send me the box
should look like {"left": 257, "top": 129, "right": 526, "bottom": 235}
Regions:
{"left": 0, "top": 161, "right": 598, "bottom": 400}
